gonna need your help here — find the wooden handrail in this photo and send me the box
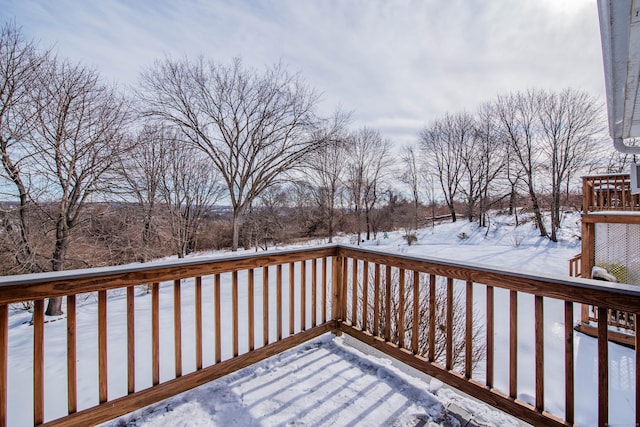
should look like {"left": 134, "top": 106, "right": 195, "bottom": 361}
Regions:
{"left": 338, "top": 246, "right": 640, "bottom": 312}
{"left": 1, "top": 244, "right": 639, "bottom": 426}
{"left": 0, "top": 246, "right": 338, "bottom": 305}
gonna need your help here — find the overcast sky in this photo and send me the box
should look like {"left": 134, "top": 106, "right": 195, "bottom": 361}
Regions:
{"left": 2, "top": 0, "right": 604, "bottom": 145}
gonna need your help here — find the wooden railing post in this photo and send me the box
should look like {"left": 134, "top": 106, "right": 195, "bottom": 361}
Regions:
{"left": 580, "top": 221, "right": 594, "bottom": 280}
{"left": 582, "top": 176, "right": 591, "bottom": 211}
{"left": 0, "top": 305, "right": 6, "bottom": 426}
{"left": 597, "top": 307, "right": 609, "bottom": 426}
{"left": 331, "top": 254, "right": 344, "bottom": 326}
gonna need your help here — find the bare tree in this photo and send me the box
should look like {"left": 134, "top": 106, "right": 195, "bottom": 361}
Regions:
{"left": 345, "top": 127, "right": 392, "bottom": 242}
{"left": 452, "top": 111, "right": 483, "bottom": 222}
{"left": 29, "top": 59, "right": 130, "bottom": 315}
{"left": 504, "top": 144, "right": 525, "bottom": 223}
{"left": 138, "top": 57, "right": 338, "bottom": 250}
{"left": 0, "top": 22, "right": 49, "bottom": 274}
{"left": 472, "top": 103, "right": 506, "bottom": 227}
{"left": 419, "top": 113, "right": 465, "bottom": 222}
{"left": 118, "top": 124, "right": 166, "bottom": 262}
{"left": 537, "top": 88, "right": 603, "bottom": 241}
{"left": 302, "top": 111, "right": 350, "bottom": 243}
{"left": 242, "top": 185, "right": 288, "bottom": 250}
{"left": 494, "top": 91, "right": 547, "bottom": 236}
{"left": 606, "top": 138, "right": 640, "bottom": 173}
{"left": 158, "top": 130, "right": 225, "bottom": 258}
{"left": 400, "top": 145, "right": 421, "bottom": 230}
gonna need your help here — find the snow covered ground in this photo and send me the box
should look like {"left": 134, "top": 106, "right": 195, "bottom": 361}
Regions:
{"left": 6, "top": 212, "right": 636, "bottom": 426}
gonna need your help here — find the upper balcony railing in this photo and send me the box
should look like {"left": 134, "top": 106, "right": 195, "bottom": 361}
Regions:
{"left": 1, "top": 246, "right": 639, "bottom": 427}
{"left": 582, "top": 173, "right": 640, "bottom": 212}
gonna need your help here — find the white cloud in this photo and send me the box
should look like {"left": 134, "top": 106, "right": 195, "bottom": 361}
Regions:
{"left": 1, "top": 0, "right": 603, "bottom": 145}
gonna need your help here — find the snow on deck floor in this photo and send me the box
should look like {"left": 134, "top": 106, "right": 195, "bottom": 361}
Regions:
{"left": 103, "top": 334, "right": 521, "bottom": 427}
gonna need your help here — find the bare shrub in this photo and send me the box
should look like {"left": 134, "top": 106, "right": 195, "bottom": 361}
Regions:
{"left": 403, "top": 232, "right": 418, "bottom": 246}
{"left": 349, "top": 266, "right": 486, "bottom": 373}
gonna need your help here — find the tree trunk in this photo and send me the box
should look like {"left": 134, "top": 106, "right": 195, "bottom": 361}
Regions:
{"left": 528, "top": 184, "right": 547, "bottom": 238}
{"left": 466, "top": 200, "right": 474, "bottom": 222}
{"left": 365, "top": 209, "right": 371, "bottom": 241}
{"left": 46, "top": 226, "right": 70, "bottom": 316}
{"left": 231, "top": 207, "right": 241, "bottom": 251}
{"left": 508, "top": 184, "right": 516, "bottom": 216}
{"left": 327, "top": 196, "right": 335, "bottom": 244}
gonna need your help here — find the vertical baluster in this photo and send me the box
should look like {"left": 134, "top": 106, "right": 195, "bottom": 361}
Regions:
{"left": 152, "top": 283, "right": 160, "bottom": 385}
{"left": 67, "top": 295, "right": 77, "bottom": 413}
{"left": 98, "top": 291, "right": 108, "bottom": 403}
{"left": 195, "top": 277, "right": 202, "bottom": 370}
{"left": 465, "top": 281, "right": 473, "bottom": 378}
{"left": 248, "top": 269, "right": 255, "bottom": 351}
{"left": 486, "top": 285, "right": 494, "bottom": 388}
{"left": 509, "top": 290, "right": 518, "bottom": 399}
{"left": 214, "top": 275, "right": 221, "bottom": 363}
{"left": 565, "top": 301, "right": 574, "bottom": 424}
{"left": 232, "top": 271, "right": 238, "bottom": 357}
{"left": 300, "top": 261, "right": 306, "bottom": 331}
{"left": 398, "top": 269, "right": 405, "bottom": 349}
{"left": 446, "top": 278, "right": 453, "bottom": 370}
{"left": 535, "top": 295, "right": 544, "bottom": 412}
{"left": 362, "top": 262, "right": 369, "bottom": 331}
{"left": 322, "top": 258, "right": 327, "bottom": 323}
{"left": 351, "top": 259, "right": 358, "bottom": 326}
{"left": 289, "top": 262, "right": 295, "bottom": 335}
{"left": 33, "top": 299, "right": 44, "bottom": 424}
{"left": 428, "top": 275, "right": 436, "bottom": 362}
{"left": 412, "top": 271, "right": 419, "bottom": 354}
{"left": 373, "top": 264, "right": 380, "bottom": 337}
{"left": 263, "top": 266, "right": 269, "bottom": 346}
{"left": 342, "top": 259, "right": 348, "bottom": 321}
{"left": 0, "top": 305, "right": 6, "bottom": 425}
{"left": 127, "top": 286, "right": 135, "bottom": 393}
{"left": 312, "top": 259, "right": 317, "bottom": 327}
{"left": 385, "top": 265, "right": 392, "bottom": 342}
{"left": 277, "top": 264, "right": 283, "bottom": 340}
{"left": 597, "top": 306, "right": 608, "bottom": 427}
{"left": 173, "top": 280, "right": 182, "bottom": 377}
{"left": 331, "top": 255, "right": 344, "bottom": 321}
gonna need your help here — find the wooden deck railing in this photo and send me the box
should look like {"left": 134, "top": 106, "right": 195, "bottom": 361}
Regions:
{"left": 1, "top": 245, "right": 640, "bottom": 426}
{"left": 569, "top": 253, "right": 581, "bottom": 278}
{"left": 582, "top": 173, "right": 640, "bottom": 212}
{"left": 335, "top": 247, "right": 640, "bottom": 427}
{"left": 0, "top": 247, "right": 336, "bottom": 427}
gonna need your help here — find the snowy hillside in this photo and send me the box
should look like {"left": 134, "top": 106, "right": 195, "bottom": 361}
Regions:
{"left": 336, "top": 211, "right": 582, "bottom": 277}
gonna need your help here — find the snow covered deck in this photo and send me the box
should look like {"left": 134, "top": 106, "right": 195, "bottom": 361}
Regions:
{"left": 103, "top": 334, "right": 522, "bottom": 427}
